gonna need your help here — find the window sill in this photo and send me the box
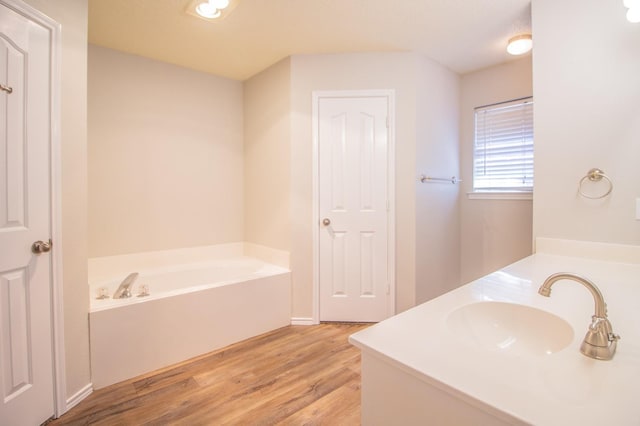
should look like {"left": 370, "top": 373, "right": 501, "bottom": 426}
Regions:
{"left": 467, "top": 192, "right": 533, "bottom": 200}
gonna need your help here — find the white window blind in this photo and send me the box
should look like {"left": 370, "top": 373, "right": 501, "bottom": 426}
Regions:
{"left": 473, "top": 97, "right": 533, "bottom": 192}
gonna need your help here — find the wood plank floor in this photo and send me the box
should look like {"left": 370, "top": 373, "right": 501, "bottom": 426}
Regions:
{"left": 50, "top": 323, "right": 370, "bottom": 425}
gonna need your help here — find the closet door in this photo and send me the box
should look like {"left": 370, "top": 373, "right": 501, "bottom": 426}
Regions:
{"left": 317, "top": 93, "right": 393, "bottom": 322}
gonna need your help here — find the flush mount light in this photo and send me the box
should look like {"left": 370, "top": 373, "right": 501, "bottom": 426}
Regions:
{"left": 624, "top": 0, "right": 640, "bottom": 22}
{"left": 210, "top": 0, "right": 230, "bottom": 8}
{"left": 186, "top": 0, "right": 239, "bottom": 22}
{"left": 195, "top": 2, "right": 221, "bottom": 19}
{"left": 507, "top": 34, "right": 533, "bottom": 55}
{"left": 628, "top": 8, "right": 640, "bottom": 22}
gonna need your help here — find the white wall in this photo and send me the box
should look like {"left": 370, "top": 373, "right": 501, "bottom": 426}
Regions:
{"left": 532, "top": 0, "right": 640, "bottom": 245}
{"left": 243, "top": 58, "right": 291, "bottom": 251}
{"left": 459, "top": 57, "right": 533, "bottom": 283}
{"left": 415, "top": 56, "right": 461, "bottom": 303}
{"left": 88, "top": 46, "right": 244, "bottom": 257}
{"left": 23, "top": 0, "right": 90, "bottom": 401}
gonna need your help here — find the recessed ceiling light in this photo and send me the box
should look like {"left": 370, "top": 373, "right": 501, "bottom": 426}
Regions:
{"left": 507, "top": 34, "right": 533, "bottom": 56}
{"left": 627, "top": 6, "right": 640, "bottom": 22}
{"left": 196, "top": 2, "right": 221, "bottom": 19}
{"left": 623, "top": 0, "right": 640, "bottom": 23}
{"left": 210, "top": 0, "right": 230, "bottom": 9}
{"left": 186, "top": 0, "right": 239, "bottom": 22}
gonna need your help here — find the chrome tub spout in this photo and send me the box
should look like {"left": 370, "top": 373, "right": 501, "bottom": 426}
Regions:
{"left": 113, "top": 272, "right": 139, "bottom": 299}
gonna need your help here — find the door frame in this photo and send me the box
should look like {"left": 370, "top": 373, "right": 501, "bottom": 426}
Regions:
{"left": 311, "top": 90, "right": 396, "bottom": 324}
{"left": 1, "top": 0, "right": 66, "bottom": 417}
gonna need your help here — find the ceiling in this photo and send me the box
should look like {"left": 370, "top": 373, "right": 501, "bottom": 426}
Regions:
{"left": 88, "top": 0, "right": 532, "bottom": 81}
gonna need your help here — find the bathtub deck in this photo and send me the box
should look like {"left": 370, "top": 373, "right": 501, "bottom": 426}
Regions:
{"left": 50, "top": 323, "right": 370, "bottom": 425}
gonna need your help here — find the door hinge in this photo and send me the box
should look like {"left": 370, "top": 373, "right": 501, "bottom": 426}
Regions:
{"left": 386, "top": 116, "right": 389, "bottom": 128}
{"left": 386, "top": 283, "right": 390, "bottom": 295}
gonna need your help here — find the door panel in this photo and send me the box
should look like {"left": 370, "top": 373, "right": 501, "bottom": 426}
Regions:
{"left": 0, "top": 33, "right": 26, "bottom": 231}
{"left": 0, "top": 3, "right": 55, "bottom": 425}
{"left": 1, "top": 268, "right": 32, "bottom": 401}
{"left": 319, "top": 96, "right": 390, "bottom": 322}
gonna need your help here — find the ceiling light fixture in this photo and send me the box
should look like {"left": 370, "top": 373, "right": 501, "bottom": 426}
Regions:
{"left": 624, "top": 0, "right": 640, "bottom": 23}
{"left": 211, "top": 0, "right": 230, "bottom": 8}
{"left": 196, "top": 2, "right": 221, "bottom": 19}
{"left": 186, "top": 0, "right": 238, "bottom": 22}
{"left": 507, "top": 34, "right": 533, "bottom": 56}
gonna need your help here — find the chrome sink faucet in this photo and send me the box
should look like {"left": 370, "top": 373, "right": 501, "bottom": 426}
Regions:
{"left": 113, "top": 272, "right": 139, "bottom": 299}
{"left": 538, "top": 272, "right": 620, "bottom": 360}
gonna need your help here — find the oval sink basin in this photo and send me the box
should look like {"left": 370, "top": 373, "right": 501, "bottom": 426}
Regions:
{"left": 446, "top": 302, "right": 574, "bottom": 356}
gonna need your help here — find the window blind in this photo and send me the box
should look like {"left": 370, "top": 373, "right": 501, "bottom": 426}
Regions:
{"left": 473, "top": 97, "right": 533, "bottom": 192}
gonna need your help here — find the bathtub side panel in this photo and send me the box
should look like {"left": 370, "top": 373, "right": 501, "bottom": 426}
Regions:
{"left": 89, "top": 273, "right": 291, "bottom": 389}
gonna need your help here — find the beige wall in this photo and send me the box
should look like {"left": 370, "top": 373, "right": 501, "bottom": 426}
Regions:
{"left": 243, "top": 58, "right": 291, "bottom": 251}
{"left": 459, "top": 57, "right": 533, "bottom": 283}
{"left": 88, "top": 46, "right": 244, "bottom": 257}
{"left": 289, "top": 52, "right": 460, "bottom": 318}
{"left": 532, "top": 0, "right": 640, "bottom": 245}
{"left": 415, "top": 56, "right": 461, "bottom": 303}
{"left": 23, "top": 0, "right": 90, "bottom": 400}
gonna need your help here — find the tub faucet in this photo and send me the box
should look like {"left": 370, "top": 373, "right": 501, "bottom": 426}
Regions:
{"left": 538, "top": 272, "right": 620, "bottom": 360}
{"left": 113, "top": 272, "right": 139, "bottom": 299}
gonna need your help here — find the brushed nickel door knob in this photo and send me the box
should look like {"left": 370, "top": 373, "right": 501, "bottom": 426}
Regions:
{"left": 322, "top": 218, "right": 331, "bottom": 226}
{"left": 32, "top": 239, "right": 52, "bottom": 254}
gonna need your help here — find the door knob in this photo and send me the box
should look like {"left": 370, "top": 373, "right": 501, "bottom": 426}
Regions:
{"left": 32, "top": 239, "right": 52, "bottom": 254}
{"left": 322, "top": 218, "right": 331, "bottom": 226}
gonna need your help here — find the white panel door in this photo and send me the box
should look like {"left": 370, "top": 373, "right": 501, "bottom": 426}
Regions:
{"left": 0, "top": 4, "right": 55, "bottom": 425}
{"left": 318, "top": 95, "right": 391, "bottom": 322}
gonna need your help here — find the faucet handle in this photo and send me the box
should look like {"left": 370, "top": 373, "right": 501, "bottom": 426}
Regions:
{"left": 588, "top": 316, "right": 607, "bottom": 330}
{"left": 581, "top": 317, "right": 620, "bottom": 360}
{"left": 608, "top": 332, "right": 621, "bottom": 342}
{"left": 584, "top": 319, "right": 612, "bottom": 347}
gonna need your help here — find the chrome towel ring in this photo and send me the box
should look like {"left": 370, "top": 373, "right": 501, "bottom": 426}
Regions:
{"left": 578, "top": 168, "right": 613, "bottom": 199}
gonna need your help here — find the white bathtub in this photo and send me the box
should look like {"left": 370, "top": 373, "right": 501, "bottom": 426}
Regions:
{"left": 88, "top": 244, "right": 291, "bottom": 389}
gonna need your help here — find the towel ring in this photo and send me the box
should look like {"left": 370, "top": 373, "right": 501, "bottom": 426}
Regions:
{"left": 578, "top": 168, "right": 613, "bottom": 199}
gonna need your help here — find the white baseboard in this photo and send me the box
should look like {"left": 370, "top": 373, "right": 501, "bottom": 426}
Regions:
{"left": 64, "top": 383, "right": 93, "bottom": 414}
{"left": 291, "top": 317, "right": 315, "bottom": 325}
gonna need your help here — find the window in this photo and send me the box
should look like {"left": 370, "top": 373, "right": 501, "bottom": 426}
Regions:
{"left": 473, "top": 97, "right": 533, "bottom": 193}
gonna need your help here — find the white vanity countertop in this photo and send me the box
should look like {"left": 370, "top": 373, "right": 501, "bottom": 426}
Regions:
{"left": 350, "top": 252, "right": 640, "bottom": 425}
